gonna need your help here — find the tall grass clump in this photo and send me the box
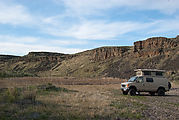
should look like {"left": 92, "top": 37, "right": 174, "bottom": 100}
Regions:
{"left": 5, "top": 87, "right": 20, "bottom": 103}
{"left": 1, "top": 87, "right": 37, "bottom": 104}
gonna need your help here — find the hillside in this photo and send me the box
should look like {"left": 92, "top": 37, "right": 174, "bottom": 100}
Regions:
{"left": 0, "top": 35, "right": 179, "bottom": 80}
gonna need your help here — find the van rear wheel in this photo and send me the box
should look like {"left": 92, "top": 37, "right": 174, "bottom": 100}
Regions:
{"left": 129, "top": 88, "right": 136, "bottom": 96}
{"left": 157, "top": 88, "right": 165, "bottom": 96}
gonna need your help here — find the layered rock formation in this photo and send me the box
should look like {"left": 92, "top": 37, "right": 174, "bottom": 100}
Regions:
{"left": 0, "top": 55, "right": 19, "bottom": 63}
{"left": 134, "top": 36, "right": 179, "bottom": 57}
{"left": 92, "top": 47, "right": 131, "bottom": 60}
{"left": 0, "top": 35, "right": 179, "bottom": 80}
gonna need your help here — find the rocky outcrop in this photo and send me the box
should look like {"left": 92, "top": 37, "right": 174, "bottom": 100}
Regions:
{"left": 27, "top": 52, "right": 66, "bottom": 57}
{"left": 134, "top": 37, "right": 178, "bottom": 52}
{"left": 8, "top": 52, "right": 74, "bottom": 63}
{"left": 0, "top": 55, "right": 19, "bottom": 63}
{"left": 134, "top": 36, "right": 179, "bottom": 57}
{"left": 92, "top": 47, "right": 131, "bottom": 60}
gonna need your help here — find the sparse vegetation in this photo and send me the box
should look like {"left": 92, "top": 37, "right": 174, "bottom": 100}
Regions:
{"left": 0, "top": 71, "right": 35, "bottom": 78}
{"left": 0, "top": 78, "right": 178, "bottom": 119}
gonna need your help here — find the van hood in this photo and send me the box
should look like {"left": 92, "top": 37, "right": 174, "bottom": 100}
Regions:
{"left": 121, "top": 82, "right": 133, "bottom": 85}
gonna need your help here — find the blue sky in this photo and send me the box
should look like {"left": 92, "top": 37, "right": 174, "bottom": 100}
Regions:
{"left": 0, "top": 0, "right": 179, "bottom": 55}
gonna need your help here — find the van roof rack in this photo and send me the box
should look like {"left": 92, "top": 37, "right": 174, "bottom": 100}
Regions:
{"left": 134, "top": 69, "right": 165, "bottom": 72}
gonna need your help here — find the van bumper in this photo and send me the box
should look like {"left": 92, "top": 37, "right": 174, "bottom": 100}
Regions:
{"left": 121, "top": 87, "right": 129, "bottom": 92}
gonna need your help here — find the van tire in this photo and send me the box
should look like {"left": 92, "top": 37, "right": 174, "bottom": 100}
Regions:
{"left": 157, "top": 88, "right": 165, "bottom": 96}
{"left": 168, "top": 82, "right": 171, "bottom": 90}
{"left": 149, "top": 92, "right": 155, "bottom": 96}
{"left": 122, "top": 91, "right": 128, "bottom": 95}
{"left": 129, "top": 88, "right": 136, "bottom": 96}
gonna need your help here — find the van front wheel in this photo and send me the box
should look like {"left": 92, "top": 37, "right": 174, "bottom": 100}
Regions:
{"left": 122, "top": 91, "right": 128, "bottom": 95}
{"left": 129, "top": 88, "right": 136, "bottom": 96}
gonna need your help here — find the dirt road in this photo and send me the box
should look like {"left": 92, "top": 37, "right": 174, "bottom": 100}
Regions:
{"left": 139, "top": 83, "right": 179, "bottom": 120}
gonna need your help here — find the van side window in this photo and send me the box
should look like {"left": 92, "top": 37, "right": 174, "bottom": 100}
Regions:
{"left": 137, "top": 77, "right": 143, "bottom": 83}
{"left": 146, "top": 78, "right": 153, "bottom": 82}
{"left": 143, "top": 71, "right": 151, "bottom": 75}
{"left": 156, "top": 72, "right": 163, "bottom": 76}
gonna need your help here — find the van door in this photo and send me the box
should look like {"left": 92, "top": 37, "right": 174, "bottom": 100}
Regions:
{"left": 144, "top": 77, "right": 155, "bottom": 91}
{"left": 135, "top": 77, "right": 145, "bottom": 91}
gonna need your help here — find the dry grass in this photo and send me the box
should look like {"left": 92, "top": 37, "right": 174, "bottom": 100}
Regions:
{"left": 1, "top": 77, "right": 141, "bottom": 119}
{"left": 1, "top": 77, "right": 178, "bottom": 119}
{"left": 0, "top": 77, "right": 126, "bottom": 88}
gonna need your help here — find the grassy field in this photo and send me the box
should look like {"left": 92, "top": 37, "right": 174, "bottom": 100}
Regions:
{"left": 0, "top": 77, "right": 178, "bottom": 120}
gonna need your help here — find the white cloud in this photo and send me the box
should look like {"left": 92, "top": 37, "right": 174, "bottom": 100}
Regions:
{"left": 0, "top": 0, "right": 179, "bottom": 56}
{"left": 0, "top": 42, "right": 85, "bottom": 55}
{"left": 0, "top": 34, "right": 87, "bottom": 55}
{"left": 0, "top": 1, "right": 34, "bottom": 25}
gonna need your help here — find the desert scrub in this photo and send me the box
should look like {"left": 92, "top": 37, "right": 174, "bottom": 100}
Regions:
{"left": 37, "top": 83, "right": 69, "bottom": 91}
{"left": 37, "top": 83, "right": 78, "bottom": 96}
{"left": 0, "top": 87, "right": 37, "bottom": 104}
{"left": 3, "top": 87, "right": 21, "bottom": 103}
{"left": 0, "top": 71, "right": 35, "bottom": 78}
{"left": 0, "top": 83, "right": 76, "bottom": 103}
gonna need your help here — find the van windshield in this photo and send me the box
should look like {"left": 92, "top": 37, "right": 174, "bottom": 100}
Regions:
{"left": 128, "top": 76, "right": 137, "bottom": 82}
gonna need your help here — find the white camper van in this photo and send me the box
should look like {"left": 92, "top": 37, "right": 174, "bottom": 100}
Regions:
{"left": 121, "top": 69, "right": 171, "bottom": 96}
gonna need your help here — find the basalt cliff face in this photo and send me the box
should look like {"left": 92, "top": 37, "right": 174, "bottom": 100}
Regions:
{"left": 134, "top": 36, "right": 179, "bottom": 57}
{"left": 0, "top": 35, "right": 179, "bottom": 80}
{"left": 91, "top": 46, "right": 131, "bottom": 60}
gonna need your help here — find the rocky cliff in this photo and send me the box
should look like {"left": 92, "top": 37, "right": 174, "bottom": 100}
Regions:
{"left": 134, "top": 36, "right": 179, "bottom": 57}
{"left": 0, "top": 55, "right": 19, "bottom": 62}
{"left": 0, "top": 35, "right": 179, "bottom": 80}
{"left": 91, "top": 46, "right": 131, "bottom": 60}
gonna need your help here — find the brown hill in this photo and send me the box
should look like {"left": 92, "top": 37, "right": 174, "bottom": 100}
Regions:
{"left": 0, "top": 35, "right": 179, "bottom": 80}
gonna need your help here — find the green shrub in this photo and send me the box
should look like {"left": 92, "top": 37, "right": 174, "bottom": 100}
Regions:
{"left": 0, "top": 71, "right": 36, "bottom": 78}
{"left": 37, "top": 83, "right": 70, "bottom": 92}
{"left": 5, "top": 88, "right": 20, "bottom": 103}
{"left": 2, "top": 87, "right": 37, "bottom": 104}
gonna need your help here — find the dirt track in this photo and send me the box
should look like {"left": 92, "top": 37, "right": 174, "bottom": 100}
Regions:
{"left": 138, "top": 83, "right": 179, "bottom": 120}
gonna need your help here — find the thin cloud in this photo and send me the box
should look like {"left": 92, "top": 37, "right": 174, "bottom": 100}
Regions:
{"left": 51, "top": 40, "right": 88, "bottom": 45}
{"left": 0, "top": 34, "right": 88, "bottom": 46}
{"left": 0, "top": 35, "right": 39, "bottom": 43}
{"left": 148, "top": 18, "right": 179, "bottom": 34}
{"left": 59, "top": 0, "right": 179, "bottom": 15}
{"left": 41, "top": 20, "right": 155, "bottom": 40}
